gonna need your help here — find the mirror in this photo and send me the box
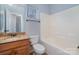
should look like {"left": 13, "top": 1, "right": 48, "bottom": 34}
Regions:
{"left": 0, "top": 4, "right": 23, "bottom": 33}
{"left": 7, "top": 12, "right": 22, "bottom": 32}
{"left": 0, "top": 11, "right": 4, "bottom": 32}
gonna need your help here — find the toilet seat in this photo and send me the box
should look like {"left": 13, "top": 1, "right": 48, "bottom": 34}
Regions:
{"left": 33, "top": 44, "right": 45, "bottom": 54}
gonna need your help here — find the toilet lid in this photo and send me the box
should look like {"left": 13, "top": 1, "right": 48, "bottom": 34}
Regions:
{"left": 33, "top": 44, "right": 45, "bottom": 50}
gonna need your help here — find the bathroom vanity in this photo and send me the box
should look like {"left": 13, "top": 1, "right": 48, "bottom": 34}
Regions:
{"left": 0, "top": 32, "right": 33, "bottom": 55}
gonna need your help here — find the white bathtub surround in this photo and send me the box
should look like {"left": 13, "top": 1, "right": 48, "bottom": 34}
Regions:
{"left": 40, "top": 5, "right": 79, "bottom": 55}
{"left": 41, "top": 39, "right": 69, "bottom": 55}
{"left": 40, "top": 13, "right": 51, "bottom": 39}
{"left": 41, "top": 38, "right": 79, "bottom": 55}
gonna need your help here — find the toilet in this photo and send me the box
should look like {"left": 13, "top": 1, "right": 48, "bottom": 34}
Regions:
{"left": 30, "top": 36, "right": 45, "bottom": 55}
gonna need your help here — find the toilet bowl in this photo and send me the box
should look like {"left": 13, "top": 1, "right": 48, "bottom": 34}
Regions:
{"left": 33, "top": 44, "right": 45, "bottom": 54}
{"left": 30, "top": 35, "right": 45, "bottom": 55}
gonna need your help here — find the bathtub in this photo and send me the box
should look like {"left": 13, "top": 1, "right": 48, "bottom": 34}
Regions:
{"left": 41, "top": 37, "right": 79, "bottom": 55}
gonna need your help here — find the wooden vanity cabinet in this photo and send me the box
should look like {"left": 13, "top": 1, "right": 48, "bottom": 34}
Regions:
{"left": 0, "top": 39, "right": 33, "bottom": 55}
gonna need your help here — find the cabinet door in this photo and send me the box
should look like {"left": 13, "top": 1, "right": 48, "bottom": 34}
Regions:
{"left": 0, "top": 50, "right": 12, "bottom": 55}
{"left": 15, "top": 46, "right": 28, "bottom": 55}
{"left": 15, "top": 45, "right": 33, "bottom": 55}
{"left": 0, "top": 50, "right": 17, "bottom": 55}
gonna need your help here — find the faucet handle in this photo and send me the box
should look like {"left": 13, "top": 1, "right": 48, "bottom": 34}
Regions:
{"left": 77, "top": 46, "right": 79, "bottom": 49}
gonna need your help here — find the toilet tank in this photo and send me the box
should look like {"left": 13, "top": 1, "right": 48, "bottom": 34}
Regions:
{"left": 30, "top": 35, "right": 39, "bottom": 44}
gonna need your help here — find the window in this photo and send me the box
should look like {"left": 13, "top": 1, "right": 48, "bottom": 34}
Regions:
{"left": 27, "top": 5, "right": 39, "bottom": 20}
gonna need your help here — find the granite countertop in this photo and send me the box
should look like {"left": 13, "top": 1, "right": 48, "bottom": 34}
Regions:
{"left": 0, "top": 32, "right": 29, "bottom": 44}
